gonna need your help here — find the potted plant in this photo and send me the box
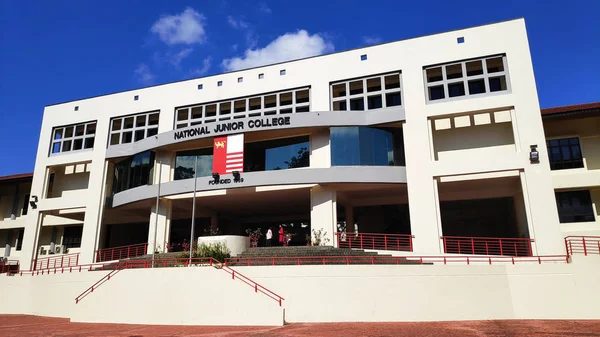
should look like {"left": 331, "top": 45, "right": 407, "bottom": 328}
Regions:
{"left": 311, "top": 229, "right": 330, "bottom": 246}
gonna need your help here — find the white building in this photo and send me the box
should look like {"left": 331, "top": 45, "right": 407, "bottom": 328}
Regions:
{"left": 1, "top": 18, "right": 597, "bottom": 272}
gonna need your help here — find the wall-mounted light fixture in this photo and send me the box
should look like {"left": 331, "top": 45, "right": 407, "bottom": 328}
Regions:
{"left": 529, "top": 145, "right": 539, "bottom": 164}
{"left": 212, "top": 172, "right": 220, "bottom": 184}
{"left": 232, "top": 171, "right": 241, "bottom": 182}
{"left": 29, "top": 195, "right": 38, "bottom": 210}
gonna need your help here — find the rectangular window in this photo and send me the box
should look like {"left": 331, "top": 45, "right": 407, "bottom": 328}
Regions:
{"left": 546, "top": 137, "right": 584, "bottom": 170}
{"left": 16, "top": 229, "right": 24, "bottom": 251}
{"left": 424, "top": 55, "right": 510, "bottom": 103}
{"left": 109, "top": 111, "right": 159, "bottom": 147}
{"left": 22, "top": 194, "right": 30, "bottom": 216}
{"left": 63, "top": 226, "right": 83, "bottom": 248}
{"left": 555, "top": 190, "right": 595, "bottom": 223}
{"left": 175, "top": 87, "right": 310, "bottom": 128}
{"left": 49, "top": 121, "right": 96, "bottom": 155}
{"left": 330, "top": 72, "right": 402, "bottom": 111}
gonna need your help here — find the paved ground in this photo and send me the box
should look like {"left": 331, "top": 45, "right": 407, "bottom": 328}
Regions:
{"left": 1, "top": 315, "right": 599, "bottom": 337}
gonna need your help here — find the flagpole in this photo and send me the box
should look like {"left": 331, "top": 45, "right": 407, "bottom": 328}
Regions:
{"left": 152, "top": 160, "right": 162, "bottom": 268}
{"left": 189, "top": 156, "right": 198, "bottom": 266}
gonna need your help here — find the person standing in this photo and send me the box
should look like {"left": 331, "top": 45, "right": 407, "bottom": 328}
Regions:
{"left": 266, "top": 227, "right": 273, "bottom": 247}
{"left": 278, "top": 225, "right": 285, "bottom": 246}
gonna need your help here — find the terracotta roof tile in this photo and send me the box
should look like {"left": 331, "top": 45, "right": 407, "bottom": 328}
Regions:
{"left": 541, "top": 102, "right": 600, "bottom": 116}
{"left": 0, "top": 172, "right": 33, "bottom": 182}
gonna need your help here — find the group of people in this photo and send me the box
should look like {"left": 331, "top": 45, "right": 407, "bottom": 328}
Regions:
{"left": 265, "top": 225, "right": 289, "bottom": 246}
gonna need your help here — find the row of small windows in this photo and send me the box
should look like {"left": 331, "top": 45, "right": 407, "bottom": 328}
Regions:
{"left": 175, "top": 88, "right": 310, "bottom": 129}
{"left": 425, "top": 55, "right": 509, "bottom": 102}
{"left": 199, "top": 70, "right": 285, "bottom": 90}
{"left": 50, "top": 122, "right": 96, "bottom": 155}
{"left": 330, "top": 73, "right": 402, "bottom": 111}
{"left": 109, "top": 111, "right": 160, "bottom": 146}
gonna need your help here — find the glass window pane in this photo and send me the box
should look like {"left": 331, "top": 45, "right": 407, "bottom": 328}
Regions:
{"left": 468, "top": 79, "right": 486, "bottom": 94}
{"left": 147, "top": 128, "right": 158, "bottom": 137}
{"left": 112, "top": 119, "right": 122, "bottom": 131}
{"left": 219, "top": 102, "right": 231, "bottom": 115}
{"left": 280, "top": 108, "right": 292, "bottom": 114}
{"left": 86, "top": 123, "right": 96, "bottom": 135}
{"left": 205, "top": 104, "right": 217, "bottom": 117}
{"left": 366, "top": 78, "right": 381, "bottom": 92}
{"left": 110, "top": 133, "right": 120, "bottom": 145}
{"left": 489, "top": 76, "right": 507, "bottom": 92}
{"left": 349, "top": 80, "right": 363, "bottom": 95}
{"left": 265, "top": 95, "right": 277, "bottom": 108}
{"left": 63, "top": 140, "right": 72, "bottom": 152}
{"left": 296, "top": 106, "right": 310, "bottom": 113}
{"left": 177, "top": 109, "right": 189, "bottom": 121}
{"left": 385, "top": 92, "right": 402, "bottom": 107}
{"left": 367, "top": 95, "right": 382, "bottom": 109}
{"left": 448, "top": 82, "right": 466, "bottom": 97}
{"left": 466, "top": 60, "right": 483, "bottom": 76}
{"left": 446, "top": 64, "right": 462, "bottom": 79}
{"left": 426, "top": 67, "right": 443, "bottom": 82}
{"left": 280, "top": 92, "right": 292, "bottom": 106}
{"left": 52, "top": 142, "right": 61, "bottom": 153}
{"left": 135, "top": 130, "right": 145, "bottom": 142}
{"left": 53, "top": 128, "right": 64, "bottom": 140}
{"left": 265, "top": 141, "right": 310, "bottom": 170}
{"left": 73, "top": 138, "right": 83, "bottom": 150}
{"left": 249, "top": 97, "right": 262, "bottom": 111}
{"left": 84, "top": 137, "right": 95, "bottom": 149}
{"left": 148, "top": 113, "right": 159, "bottom": 125}
{"left": 124, "top": 117, "right": 134, "bottom": 129}
{"left": 486, "top": 57, "right": 504, "bottom": 73}
{"left": 350, "top": 98, "right": 364, "bottom": 111}
{"left": 75, "top": 125, "right": 85, "bottom": 136}
{"left": 65, "top": 127, "right": 74, "bottom": 138}
{"left": 384, "top": 74, "right": 400, "bottom": 89}
{"left": 135, "top": 115, "right": 146, "bottom": 127}
{"left": 122, "top": 131, "right": 132, "bottom": 144}
{"left": 176, "top": 124, "right": 187, "bottom": 129}
{"left": 234, "top": 100, "right": 246, "bottom": 113}
{"left": 296, "top": 89, "right": 309, "bottom": 103}
{"left": 332, "top": 83, "right": 346, "bottom": 98}
{"left": 428, "top": 85, "right": 445, "bottom": 100}
{"left": 333, "top": 100, "right": 347, "bottom": 111}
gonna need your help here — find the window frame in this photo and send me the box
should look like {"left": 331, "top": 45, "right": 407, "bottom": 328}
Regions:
{"left": 49, "top": 121, "right": 97, "bottom": 156}
{"left": 174, "top": 87, "right": 311, "bottom": 129}
{"left": 423, "top": 54, "right": 511, "bottom": 104}
{"left": 546, "top": 136, "right": 585, "bottom": 171}
{"left": 329, "top": 71, "right": 403, "bottom": 112}
{"left": 108, "top": 111, "right": 160, "bottom": 147}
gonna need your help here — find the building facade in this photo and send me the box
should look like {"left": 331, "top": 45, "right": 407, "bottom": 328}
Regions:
{"left": 4, "top": 18, "right": 598, "bottom": 271}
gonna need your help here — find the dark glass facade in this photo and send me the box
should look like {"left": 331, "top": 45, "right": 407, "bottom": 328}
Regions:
{"left": 174, "top": 148, "right": 213, "bottom": 180}
{"left": 245, "top": 136, "right": 310, "bottom": 172}
{"left": 330, "top": 127, "right": 405, "bottom": 166}
{"left": 113, "top": 151, "right": 155, "bottom": 193}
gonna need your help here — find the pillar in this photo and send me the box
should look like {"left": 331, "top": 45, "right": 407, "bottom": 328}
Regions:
{"left": 147, "top": 199, "right": 172, "bottom": 254}
{"left": 345, "top": 206, "right": 354, "bottom": 233}
{"left": 310, "top": 185, "right": 336, "bottom": 246}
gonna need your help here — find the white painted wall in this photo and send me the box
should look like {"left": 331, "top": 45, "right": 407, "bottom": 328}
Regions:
{"left": 198, "top": 235, "right": 250, "bottom": 257}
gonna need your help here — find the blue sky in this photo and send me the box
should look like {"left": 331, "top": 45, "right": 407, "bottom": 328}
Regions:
{"left": 0, "top": 0, "right": 599, "bottom": 176}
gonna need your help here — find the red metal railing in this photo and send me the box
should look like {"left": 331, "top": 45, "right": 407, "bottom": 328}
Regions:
{"left": 565, "top": 236, "right": 600, "bottom": 256}
{"left": 336, "top": 232, "right": 413, "bottom": 252}
{"left": 225, "top": 255, "right": 567, "bottom": 266}
{"left": 71, "top": 257, "right": 284, "bottom": 307}
{"left": 0, "top": 260, "right": 19, "bottom": 274}
{"left": 95, "top": 243, "right": 148, "bottom": 262}
{"left": 442, "top": 236, "right": 533, "bottom": 257}
{"left": 34, "top": 253, "right": 79, "bottom": 270}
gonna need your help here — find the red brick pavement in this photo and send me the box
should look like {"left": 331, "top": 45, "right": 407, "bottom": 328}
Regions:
{"left": 0, "top": 315, "right": 599, "bottom": 337}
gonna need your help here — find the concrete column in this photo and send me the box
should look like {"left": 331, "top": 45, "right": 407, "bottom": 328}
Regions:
{"left": 345, "top": 206, "right": 354, "bottom": 233}
{"left": 309, "top": 129, "right": 331, "bottom": 168}
{"left": 310, "top": 185, "right": 336, "bottom": 246}
{"left": 147, "top": 199, "right": 172, "bottom": 254}
{"left": 78, "top": 160, "right": 109, "bottom": 264}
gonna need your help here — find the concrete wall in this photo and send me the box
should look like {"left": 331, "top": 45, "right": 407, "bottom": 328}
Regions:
{"left": 197, "top": 235, "right": 250, "bottom": 257}
{"left": 0, "top": 267, "right": 283, "bottom": 326}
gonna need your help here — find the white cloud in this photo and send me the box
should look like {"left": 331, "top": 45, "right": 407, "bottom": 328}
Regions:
{"left": 258, "top": 2, "right": 272, "bottom": 14}
{"left": 227, "top": 16, "right": 249, "bottom": 30}
{"left": 362, "top": 36, "right": 382, "bottom": 45}
{"left": 171, "top": 48, "right": 194, "bottom": 66}
{"left": 190, "top": 57, "right": 212, "bottom": 76}
{"left": 151, "top": 8, "right": 207, "bottom": 45}
{"left": 134, "top": 64, "right": 155, "bottom": 84}
{"left": 222, "top": 30, "right": 334, "bottom": 71}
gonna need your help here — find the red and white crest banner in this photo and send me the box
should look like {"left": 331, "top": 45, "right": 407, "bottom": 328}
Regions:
{"left": 212, "top": 134, "right": 244, "bottom": 174}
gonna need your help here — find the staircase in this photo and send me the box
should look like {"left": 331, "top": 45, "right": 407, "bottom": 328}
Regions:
{"left": 226, "top": 246, "right": 425, "bottom": 266}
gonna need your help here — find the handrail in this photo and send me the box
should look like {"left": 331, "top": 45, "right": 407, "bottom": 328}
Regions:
{"left": 225, "top": 255, "right": 568, "bottom": 266}
{"left": 34, "top": 253, "right": 79, "bottom": 270}
{"left": 0, "top": 260, "right": 19, "bottom": 274}
{"left": 70, "top": 257, "right": 284, "bottom": 307}
{"left": 565, "top": 236, "right": 600, "bottom": 256}
{"left": 95, "top": 243, "right": 148, "bottom": 262}
{"left": 336, "top": 232, "right": 414, "bottom": 252}
{"left": 441, "top": 236, "right": 533, "bottom": 257}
